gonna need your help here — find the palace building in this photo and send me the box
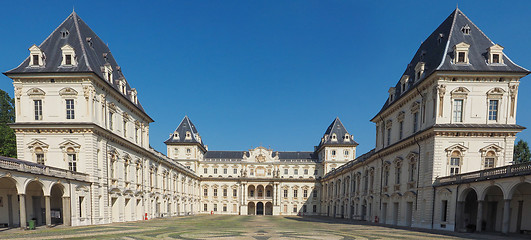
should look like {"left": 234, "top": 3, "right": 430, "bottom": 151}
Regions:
{"left": 1, "top": 7, "right": 530, "bottom": 235}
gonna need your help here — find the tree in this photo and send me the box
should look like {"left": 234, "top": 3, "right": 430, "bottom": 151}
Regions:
{"left": 513, "top": 140, "right": 531, "bottom": 164}
{"left": 0, "top": 88, "right": 16, "bottom": 158}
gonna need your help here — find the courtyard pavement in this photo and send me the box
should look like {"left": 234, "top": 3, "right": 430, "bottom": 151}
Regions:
{"left": 0, "top": 215, "right": 529, "bottom": 240}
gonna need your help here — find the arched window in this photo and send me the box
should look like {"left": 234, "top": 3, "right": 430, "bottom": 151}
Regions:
{"left": 67, "top": 147, "right": 77, "bottom": 172}
{"left": 484, "top": 151, "right": 496, "bottom": 169}
{"left": 35, "top": 147, "right": 45, "bottom": 165}
{"left": 449, "top": 151, "right": 461, "bottom": 175}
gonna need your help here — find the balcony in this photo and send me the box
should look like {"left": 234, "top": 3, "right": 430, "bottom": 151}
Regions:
{"left": 0, "top": 156, "right": 89, "bottom": 182}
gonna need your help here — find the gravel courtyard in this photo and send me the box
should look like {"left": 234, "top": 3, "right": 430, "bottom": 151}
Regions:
{"left": 0, "top": 215, "right": 528, "bottom": 240}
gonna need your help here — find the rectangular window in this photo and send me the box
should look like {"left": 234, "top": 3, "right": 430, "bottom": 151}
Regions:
{"left": 293, "top": 205, "right": 297, "bottom": 213}
{"left": 312, "top": 190, "right": 317, "bottom": 199}
{"left": 135, "top": 127, "right": 139, "bottom": 143}
{"left": 233, "top": 189, "right": 237, "bottom": 197}
{"left": 213, "top": 189, "right": 217, "bottom": 197}
{"left": 313, "top": 205, "right": 317, "bottom": 213}
{"left": 303, "top": 189, "right": 308, "bottom": 198}
{"left": 399, "top": 121, "right": 403, "bottom": 140}
{"left": 204, "top": 204, "right": 208, "bottom": 212}
{"left": 441, "top": 200, "right": 448, "bottom": 222}
{"left": 413, "top": 112, "right": 419, "bottom": 132}
{"left": 409, "top": 163, "right": 415, "bottom": 182}
{"left": 233, "top": 168, "right": 237, "bottom": 174}
{"left": 314, "top": 169, "right": 318, "bottom": 175}
{"left": 450, "top": 157, "right": 460, "bottom": 175}
{"left": 65, "top": 54, "right": 72, "bottom": 65}
{"left": 79, "top": 196, "right": 84, "bottom": 217}
{"left": 214, "top": 169, "right": 218, "bottom": 174}
{"left": 34, "top": 100, "right": 42, "bottom": 120}
{"left": 123, "top": 120, "right": 127, "bottom": 137}
{"left": 109, "top": 112, "right": 114, "bottom": 130}
{"left": 284, "top": 169, "right": 288, "bottom": 175}
{"left": 395, "top": 167, "right": 401, "bottom": 184}
{"left": 204, "top": 168, "right": 208, "bottom": 174}
{"left": 293, "top": 190, "right": 298, "bottom": 198}
{"left": 294, "top": 169, "right": 298, "bottom": 175}
{"left": 493, "top": 54, "right": 500, "bottom": 63}
{"left": 68, "top": 153, "right": 77, "bottom": 172}
{"left": 489, "top": 100, "right": 498, "bottom": 121}
{"left": 33, "top": 55, "right": 40, "bottom": 65}
{"left": 66, "top": 99, "right": 75, "bottom": 119}
{"left": 384, "top": 169, "right": 389, "bottom": 186}
{"left": 283, "top": 189, "right": 288, "bottom": 198}
{"left": 303, "top": 205, "right": 307, "bottom": 213}
{"left": 223, "top": 205, "right": 227, "bottom": 212}
{"left": 387, "top": 127, "right": 391, "bottom": 146}
{"left": 304, "top": 169, "right": 308, "bottom": 175}
{"left": 485, "top": 157, "right": 495, "bottom": 169}
{"left": 213, "top": 204, "right": 217, "bottom": 212}
{"left": 36, "top": 153, "right": 45, "bottom": 165}
{"left": 453, "top": 99, "right": 463, "bottom": 122}
{"left": 204, "top": 188, "right": 208, "bottom": 196}
{"left": 223, "top": 168, "right": 227, "bottom": 174}
{"left": 223, "top": 188, "right": 227, "bottom": 197}
{"left": 458, "top": 52, "right": 465, "bottom": 63}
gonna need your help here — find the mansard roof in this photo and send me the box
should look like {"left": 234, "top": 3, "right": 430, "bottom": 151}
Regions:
{"left": 165, "top": 116, "right": 205, "bottom": 147}
{"left": 203, "top": 151, "right": 317, "bottom": 161}
{"left": 4, "top": 11, "right": 149, "bottom": 118}
{"left": 277, "top": 152, "right": 317, "bottom": 160}
{"left": 372, "top": 8, "right": 529, "bottom": 121}
{"left": 316, "top": 117, "right": 358, "bottom": 150}
{"left": 204, "top": 151, "right": 245, "bottom": 159}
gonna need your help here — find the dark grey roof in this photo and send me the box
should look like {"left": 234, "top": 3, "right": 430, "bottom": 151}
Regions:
{"left": 164, "top": 116, "right": 205, "bottom": 146}
{"left": 373, "top": 8, "right": 529, "bottom": 121}
{"left": 277, "top": 152, "right": 317, "bottom": 160}
{"left": 204, "top": 151, "right": 245, "bottom": 159}
{"left": 324, "top": 149, "right": 375, "bottom": 179}
{"left": 4, "top": 11, "right": 149, "bottom": 119}
{"left": 316, "top": 117, "right": 358, "bottom": 149}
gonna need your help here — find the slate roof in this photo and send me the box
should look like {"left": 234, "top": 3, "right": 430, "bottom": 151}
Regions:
{"left": 4, "top": 11, "right": 149, "bottom": 119}
{"left": 372, "top": 8, "right": 529, "bottom": 121}
{"left": 204, "top": 151, "right": 245, "bottom": 159}
{"left": 316, "top": 117, "right": 358, "bottom": 150}
{"left": 277, "top": 152, "right": 317, "bottom": 160}
{"left": 164, "top": 116, "right": 205, "bottom": 146}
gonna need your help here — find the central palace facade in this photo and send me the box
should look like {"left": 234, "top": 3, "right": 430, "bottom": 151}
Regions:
{"left": 1, "top": 7, "right": 531, "bottom": 235}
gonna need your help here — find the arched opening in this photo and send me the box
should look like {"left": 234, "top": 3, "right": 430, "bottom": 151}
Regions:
{"left": 462, "top": 188, "right": 478, "bottom": 232}
{"left": 509, "top": 182, "right": 531, "bottom": 233}
{"left": 50, "top": 184, "right": 64, "bottom": 225}
{"left": 362, "top": 199, "right": 367, "bottom": 221}
{"left": 265, "top": 202, "right": 273, "bottom": 215}
{"left": 247, "top": 202, "right": 255, "bottom": 215}
{"left": 25, "top": 181, "right": 45, "bottom": 226}
{"left": 256, "top": 202, "right": 264, "bottom": 215}
{"left": 257, "top": 185, "right": 264, "bottom": 199}
{"left": 481, "top": 185, "right": 504, "bottom": 232}
{"left": 265, "top": 185, "right": 273, "bottom": 199}
{"left": 248, "top": 185, "right": 255, "bottom": 199}
{"left": 0, "top": 177, "right": 19, "bottom": 227}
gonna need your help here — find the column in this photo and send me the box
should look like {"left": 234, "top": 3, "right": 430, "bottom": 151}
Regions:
{"left": 45, "top": 196, "right": 51, "bottom": 226}
{"left": 502, "top": 199, "right": 511, "bottom": 234}
{"left": 63, "top": 197, "right": 71, "bottom": 226}
{"left": 19, "top": 194, "right": 26, "bottom": 229}
{"left": 455, "top": 201, "right": 464, "bottom": 231}
{"left": 476, "top": 200, "right": 483, "bottom": 232}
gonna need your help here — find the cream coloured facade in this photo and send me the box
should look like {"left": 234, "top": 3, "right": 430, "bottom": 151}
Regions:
{"left": 0, "top": 7, "right": 530, "bottom": 236}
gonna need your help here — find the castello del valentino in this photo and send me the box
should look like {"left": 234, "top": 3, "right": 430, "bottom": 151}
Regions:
{"left": 1, "top": 7, "right": 530, "bottom": 235}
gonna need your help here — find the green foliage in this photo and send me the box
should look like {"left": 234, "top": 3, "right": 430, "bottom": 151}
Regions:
{"left": 513, "top": 139, "right": 531, "bottom": 164}
{"left": 0, "top": 88, "right": 16, "bottom": 158}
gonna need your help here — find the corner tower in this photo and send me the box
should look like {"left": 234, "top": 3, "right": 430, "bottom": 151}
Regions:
{"left": 316, "top": 117, "right": 358, "bottom": 173}
{"left": 165, "top": 116, "right": 207, "bottom": 172}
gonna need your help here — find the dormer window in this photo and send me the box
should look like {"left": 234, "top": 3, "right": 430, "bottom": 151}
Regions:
{"left": 331, "top": 134, "right": 337, "bottom": 141}
{"left": 29, "top": 45, "right": 44, "bottom": 67}
{"left": 461, "top": 24, "right": 471, "bottom": 35}
{"left": 131, "top": 88, "right": 138, "bottom": 104}
{"left": 388, "top": 87, "right": 396, "bottom": 103}
{"left": 400, "top": 75, "right": 409, "bottom": 93}
{"left": 488, "top": 44, "right": 504, "bottom": 64}
{"left": 415, "top": 62, "right": 425, "bottom": 81}
{"left": 344, "top": 134, "right": 350, "bottom": 141}
{"left": 119, "top": 78, "right": 127, "bottom": 94}
{"left": 453, "top": 42, "right": 470, "bottom": 64}
{"left": 186, "top": 131, "right": 191, "bottom": 139}
{"left": 102, "top": 64, "right": 113, "bottom": 83}
{"left": 60, "top": 44, "right": 77, "bottom": 66}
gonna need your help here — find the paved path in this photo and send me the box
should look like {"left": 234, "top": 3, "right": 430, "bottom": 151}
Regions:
{"left": 0, "top": 215, "right": 529, "bottom": 240}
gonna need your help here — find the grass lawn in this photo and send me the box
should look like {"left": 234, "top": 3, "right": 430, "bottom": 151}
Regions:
{"left": 0, "top": 215, "right": 527, "bottom": 240}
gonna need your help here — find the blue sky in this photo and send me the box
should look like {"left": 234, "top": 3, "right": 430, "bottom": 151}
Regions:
{"left": 1, "top": 1, "right": 531, "bottom": 156}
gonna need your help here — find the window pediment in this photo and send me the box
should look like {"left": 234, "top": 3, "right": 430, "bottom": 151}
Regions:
{"left": 451, "top": 87, "right": 470, "bottom": 99}
{"left": 27, "top": 139, "right": 49, "bottom": 151}
{"left": 28, "top": 45, "right": 45, "bottom": 67}
{"left": 411, "top": 101, "right": 420, "bottom": 113}
{"left": 406, "top": 152, "right": 419, "bottom": 162}
{"left": 397, "top": 111, "right": 405, "bottom": 122}
{"left": 59, "top": 140, "right": 81, "bottom": 152}
{"left": 445, "top": 144, "right": 468, "bottom": 156}
{"left": 487, "top": 87, "right": 505, "bottom": 99}
{"left": 27, "top": 88, "right": 45, "bottom": 96}
{"left": 479, "top": 144, "right": 503, "bottom": 156}
{"left": 59, "top": 87, "right": 78, "bottom": 96}
{"left": 393, "top": 157, "right": 403, "bottom": 166}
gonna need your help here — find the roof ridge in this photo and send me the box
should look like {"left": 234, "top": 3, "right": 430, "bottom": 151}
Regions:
{"left": 72, "top": 11, "right": 92, "bottom": 71}
{"left": 436, "top": 9, "right": 458, "bottom": 70}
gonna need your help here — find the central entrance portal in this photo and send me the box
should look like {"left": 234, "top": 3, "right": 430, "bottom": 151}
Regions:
{"left": 256, "top": 202, "right": 264, "bottom": 215}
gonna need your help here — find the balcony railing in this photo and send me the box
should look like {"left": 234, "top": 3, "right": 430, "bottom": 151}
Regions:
{"left": 0, "top": 156, "right": 89, "bottom": 182}
{"left": 434, "top": 162, "right": 531, "bottom": 186}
